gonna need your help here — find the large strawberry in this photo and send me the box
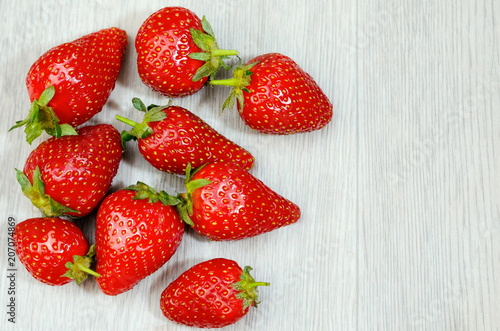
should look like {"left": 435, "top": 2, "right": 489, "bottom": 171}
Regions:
{"left": 10, "top": 27, "right": 127, "bottom": 143}
{"left": 14, "top": 217, "right": 99, "bottom": 286}
{"left": 116, "top": 98, "right": 255, "bottom": 174}
{"left": 16, "top": 124, "right": 123, "bottom": 218}
{"left": 177, "top": 162, "right": 301, "bottom": 241}
{"left": 160, "top": 258, "right": 269, "bottom": 328}
{"left": 135, "top": 6, "right": 238, "bottom": 97}
{"left": 95, "top": 182, "right": 184, "bottom": 296}
{"left": 211, "top": 52, "right": 333, "bottom": 134}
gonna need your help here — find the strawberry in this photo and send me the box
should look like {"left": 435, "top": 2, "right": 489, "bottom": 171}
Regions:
{"left": 135, "top": 6, "right": 238, "bottom": 97}
{"left": 10, "top": 27, "right": 127, "bottom": 144}
{"left": 211, "top": 52, "right": 333, "bottom": 134}
{"left": 160, "top": 258, "right": 269, "bottom": 328}
{"left": 16, "top": 124, "right": 123, "bottom": 218}
{"left": 116, "top": 98, "right": 255, "bottom": 174}
{"left": 14, "top": 217, "right": 99, "bottom": 286}
{"left": 177, "top": 162, "right": 301, "bottom": 241}
{"left": 94, "top": 182, "right": 184, "bottom": 296}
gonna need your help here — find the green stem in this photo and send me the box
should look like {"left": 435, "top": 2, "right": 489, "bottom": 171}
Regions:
{"left": 76, "top": 264, "right": 101, "bottom": 278}
{"left": 248, "top": 281, "right": 270, "bottom": 287}
{"left": 116, "top": 115, "right": 140, "bottom": 127}
{"left": 211, "top": 49, "right": 239, "bottom": 57}
{"left": 210, "top": 78, "right": 242, "bottom": 87}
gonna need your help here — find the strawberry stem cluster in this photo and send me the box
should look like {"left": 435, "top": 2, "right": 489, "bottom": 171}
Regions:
{"left": 188, "top": 16, "right": 239, "bottom": 81}
{"left": 16, "top": 167, "right": 78, "bottom": 217}
{"left": 10, "top": 86, "right": 77, "bottom": 144}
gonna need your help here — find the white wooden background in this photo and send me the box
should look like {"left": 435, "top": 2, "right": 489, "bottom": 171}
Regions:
{"left": 1, "top": 0, "right": 499, "bottom": 330}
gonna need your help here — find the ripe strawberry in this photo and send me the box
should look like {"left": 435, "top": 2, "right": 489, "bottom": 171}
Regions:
{"left": 10, "top": 27, "right": 127, "bottom": 144}
{"left": 116, "top": 98, "right": 255, "bottom": 174}
{"left": 211, "top": 52, "right": 333, "bottom": 134}
{"left": 95, "top": 182, "right": 184, "bottom": 296}
{"left": 135, "top": 6, "right": 238, "bottom": 97}
{"left": 16, "top": 124, "right": 123, "bottom": 218}
{"left": 14, "top": 217, "right": 99, "bottom": 286}
{"left": 160, "top": 258, "right": 269, "bottom": 328}
{"left": 177, "top": 162, "right": 301, "bottom": 241}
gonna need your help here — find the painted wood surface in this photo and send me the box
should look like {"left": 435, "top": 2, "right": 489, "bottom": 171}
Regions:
{"left": 1, "top": 0, "right": 499, "bottom": 330}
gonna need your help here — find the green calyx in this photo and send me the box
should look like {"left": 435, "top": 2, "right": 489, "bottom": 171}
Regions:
{"left": 16, "top": 167, "right": 79, "bottom": 217}
{"left": 210, "top": 62, "right": 258, "bottom": 111}
{"left": 188, "top": 16, "right": 239, "bottom": 82}
{"left": 125, "top": 181, "right": 181, "bottom": 206}
{"left": 116, "top": 97, "right": 170, "bottom": 148}
{"left": 232, "top": 266, "right": 270, "bottom": 309}
{"left": 9, "top": 85, "right": 78, "bottom": 144}
{"left": 176, "top": 163, "right": 212, "bottom": 227}
{"left": 63, "top": 244, "right": 101, "bottom": 285}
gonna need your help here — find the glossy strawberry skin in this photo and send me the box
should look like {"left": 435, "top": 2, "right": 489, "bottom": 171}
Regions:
{"left": 14, "top": 217, "right": 89, "bottom": 286}
{"left": 26, "top": 28, "right": 127, "bottom": 127}
{"left": 216, "top": 52, "right": 333, "bottom": 134}
{"left": 181, "top": 162, "right": 301, "bottom": 240}
{"left": 135, "top": 7, "right": 206, "bottom": 97}
{"left": 95, "top": 188, "right": 185, "bottom": 296}
{"left": 137, "top": 105, "right": 255, "bottom": 174}
{"left": 20, "top": 124, "right": 123, "bottom": 217}
{"left": 160, "top": 258, "right": 252, "bottom": 328}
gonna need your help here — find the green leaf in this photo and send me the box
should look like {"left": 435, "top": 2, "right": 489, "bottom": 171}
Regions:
{"left": 132, "top": 97, "right": 147, "bottom": 112}
{"left": 186, "top": 178, "right": 212, "bottom": 193}
{"left": 192, "top": 61, "right": 216, "bottom": 82}
{"left": 189, "top": 52, "right": 211, "bottom": 61}
{"left": 190, "top": 28, "right": 215, "bottom": 51}
{"left": 38, "top": 85, "right": 56, "bottom": 106}
{"left": 144, "top": 106, "right": 168, "bottom": 123}
{"left": 15, "top": 169, "right": 32, "bottom": 196}
{"left": 58, "top": 124, "right": 78, "bottom": 136}
{"left": 201, "top": 16, "right": 215, "bottom": 38}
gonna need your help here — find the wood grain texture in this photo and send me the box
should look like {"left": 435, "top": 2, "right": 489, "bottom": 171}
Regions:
{"left": 0, "top": 0, "right": 498, "bottom": 330}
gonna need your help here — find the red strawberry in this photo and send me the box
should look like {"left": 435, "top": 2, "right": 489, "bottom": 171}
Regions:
{"left": 116, "top": 98, "right": 255, "bottom": 174}
{"left": 211, "top": 52, "right": 333, "bottom": 134}
{"left": 16, "top": 124, "right": 123, "bottom": 218}
{"left": 177, "top": 162, "right": 301, "bottom": 241}
{"left": 14, "top": 217, "right": 99, "bottom": 286}
{"left": 95, "top": 182, "right": 184, "bottom": 296}
{"left": 160, "top": 258, "right": 269, "bottom": 328}
{"left": 135, "top": 6, "right": 238, "bottom": 97}
{"left": 10, "top": 27, "right": 127, "bottom": 143}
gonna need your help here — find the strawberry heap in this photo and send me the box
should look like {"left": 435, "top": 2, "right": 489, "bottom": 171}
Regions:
{"left": 10, "top": 6, "right": 333, "bottom": 329}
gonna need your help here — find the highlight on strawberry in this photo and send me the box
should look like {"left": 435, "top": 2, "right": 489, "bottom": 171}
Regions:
{"left": 177, "top": 162, "right": 301, "bottom": 241}
{"left": 116, "top": 98, "right": 255, "bottom": 174}
{"left": 16, "top": 124, "right": 123, "bottom": 218}
{"left": 211, "top": 52, "right": 333, "bottom": 135}
{"left": 135, "top": 6, "right": 239, "bottom": 97}
{"left": 14, "top": 217, "right": 100, "bottom": 286}
{"left": 94, "top": 182, "right": 185, "bottom": 296}
{"left": 160, "top": 258, "right": 269, "bottom": 328}
{"left": 10, "top": 27, "right": 127, "bottom": 144}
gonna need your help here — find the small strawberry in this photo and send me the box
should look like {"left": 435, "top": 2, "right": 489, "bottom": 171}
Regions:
{"left": 160, "top": 258, "right": 269, "bottom": 328}
{"left": 116, "top": 98, "right": 255, "bottom": 174}
{"left": 16, "top": 124, "right": 123, "bottom": 218}
{"left": 211, "top": 52, "right": 333, "bottom": 134}
{"left": 14, "top": 217, "right": 99, "bottom": 286}
{"left": 177, "top": 162, "right": 301, "bottom": 241}
{"left": 10, "top": 27, "right": 127, "bottom": 143}
{"left": 135, "top": 6, "right": 238, "bottom": 97}
{"left": 95, "top": 182, "right": 184, "bottom": 296}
